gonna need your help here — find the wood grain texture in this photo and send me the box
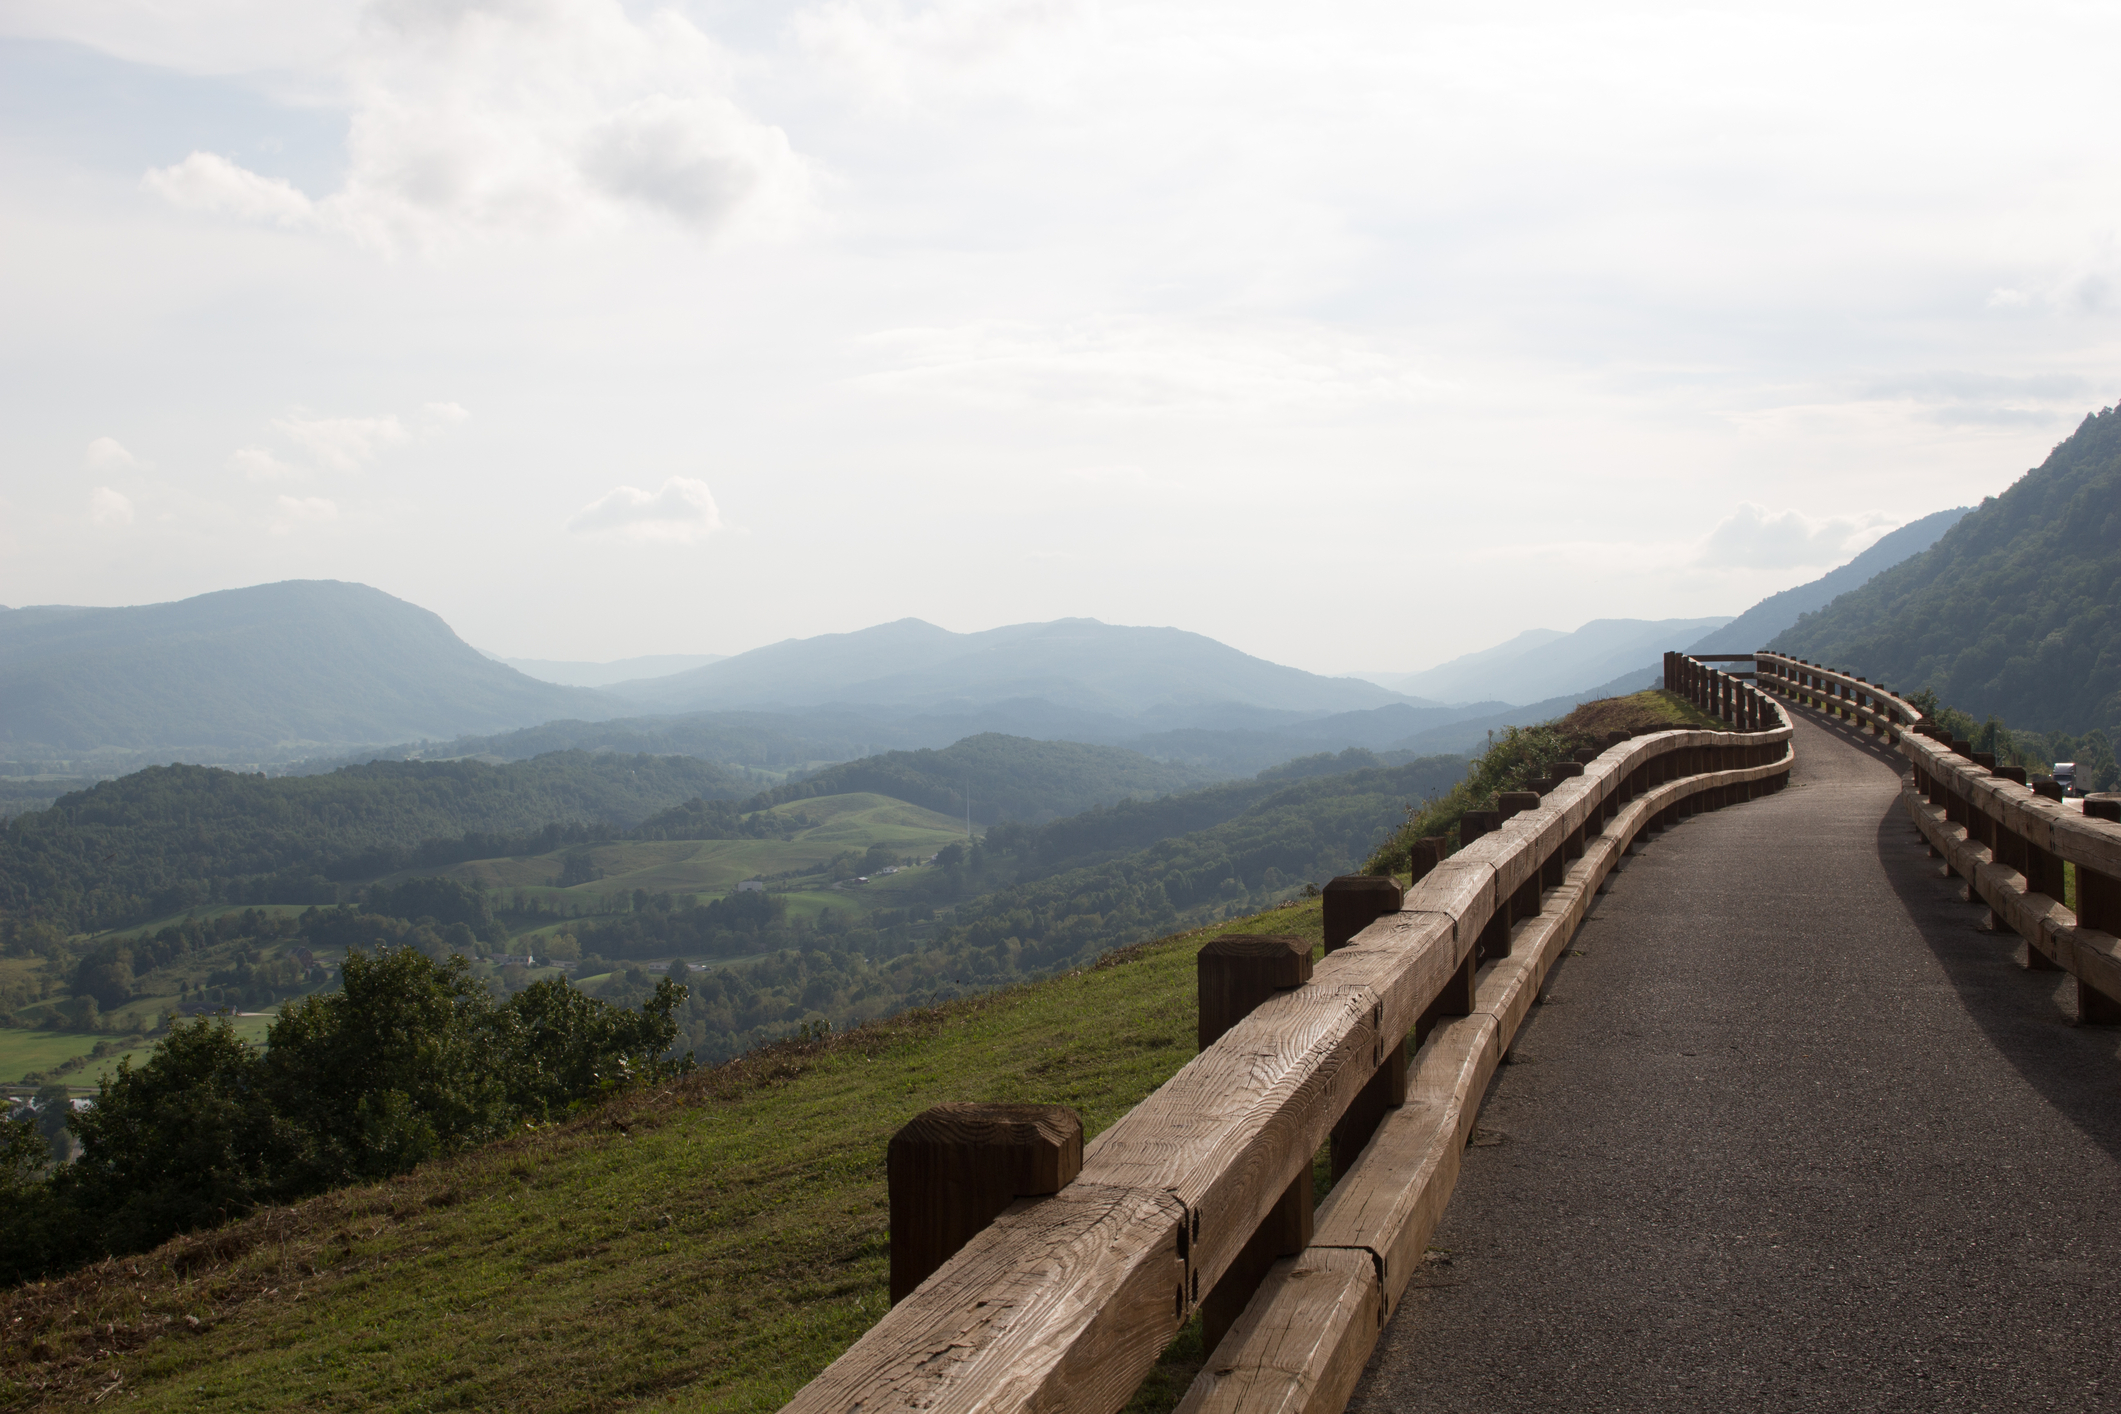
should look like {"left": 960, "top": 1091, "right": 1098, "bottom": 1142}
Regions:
{"left": 1310, "top": 1011, "right": 1495, "bottom": 1311}
{"left": 1312, "top": 912, "right": 1459, "bottom": 1051}
{"left": 1173, "top": 1250, "right": 1381, "bottom": 1414}
{"left": 786, "top": 1183, "right": 1186, "bottom": 1414}
{"left": 1080, "top": 986, "right": 1378, "bottom": 1297}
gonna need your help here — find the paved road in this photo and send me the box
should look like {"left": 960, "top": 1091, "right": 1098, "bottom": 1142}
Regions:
{"left": 1351, "top": 711, "right": 2121, "bottom": 1412}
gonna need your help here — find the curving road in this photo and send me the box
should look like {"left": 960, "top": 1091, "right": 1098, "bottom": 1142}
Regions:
{"left": 1350, "top": 711, "right": 2121, "bottom": 1411}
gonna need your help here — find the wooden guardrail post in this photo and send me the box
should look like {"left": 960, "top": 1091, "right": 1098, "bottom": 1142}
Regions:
{"left": 2078, "top": 802, "right": 2121, "bottom": 1024}
{"left": 888, "top": 1102, "right": 1085, "bottom": 1304}
{"left": 2015, "top": 780, "right": 2067, "bottom": 972}
{"left": 1197, "top": 934, "right": 1317, "bottom": 1353}
{"left": 1323, "top": 876, "right": 1404, "bottom": 954}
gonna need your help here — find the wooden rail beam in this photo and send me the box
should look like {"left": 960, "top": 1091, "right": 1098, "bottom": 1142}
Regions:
{"left": 1173, "top": 727, "right": 1796, "bottom": 1413}
{"left": 787, "top": 672, "right": 1794, "bottom": 1414}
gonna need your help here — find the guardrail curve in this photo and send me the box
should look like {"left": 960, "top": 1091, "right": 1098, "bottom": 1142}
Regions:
{"left": 1756, "top": 649, "right": 2121, "bottom": 1024}
{"left": 787, "top": 658, "right": 1794, "bottom": 1414}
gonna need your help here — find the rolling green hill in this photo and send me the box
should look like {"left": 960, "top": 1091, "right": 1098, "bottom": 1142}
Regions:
{"left": 0, "top": 580, "right": 616, "bottom": 758}
{"left": 1770, "top": 404, "right": 2121, "bottom": 734}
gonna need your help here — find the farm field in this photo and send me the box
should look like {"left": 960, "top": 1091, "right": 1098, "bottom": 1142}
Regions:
{"left": 1, "top": 1012, "right": 282, "bottom": 1091}
{"left": 403, "top": 791, "right": 974, "bottom": 909}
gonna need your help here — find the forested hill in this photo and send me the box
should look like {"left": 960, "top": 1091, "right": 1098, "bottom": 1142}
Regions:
{"left": 0, "top": 580, "right": 615, "bottom": 757}
{"left": 0, "top": 753, "right": 751, "bottom": 934}
{"left": 1769, "top": 404, "right": 2121, "bottom": 734}
{"left": 699, "top": 733, "right": 1219, "bottom": 827}
{"left": 1683, "top": 505, "right": 1970, "bottom": 657}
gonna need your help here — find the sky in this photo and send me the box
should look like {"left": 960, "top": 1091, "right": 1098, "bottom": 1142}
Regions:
{"left": 2, "top": 0, "right": 2117, "bottom": 678}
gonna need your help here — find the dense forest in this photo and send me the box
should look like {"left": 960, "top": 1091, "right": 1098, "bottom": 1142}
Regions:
{"left": 1770, "top": 403, "right": 2121, "bottom": 735}
{"left": 0, "top": 753, "right": 752, "bottom": 933}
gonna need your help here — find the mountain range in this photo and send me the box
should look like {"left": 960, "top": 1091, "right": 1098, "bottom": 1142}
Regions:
{"left": 1771, "top": 406, "right": 2121, "bottom": 734}
{"left": 1364, "top": 617, "right": 1731, "bottom": 705}
{"left": 0, "top": 480, "right": 1994, "bottom": 791}
{"left": 602, "top": 617, "right": 1415, "bottom": 716}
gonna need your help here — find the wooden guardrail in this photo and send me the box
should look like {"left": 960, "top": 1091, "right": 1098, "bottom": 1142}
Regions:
{"left": 1756, "top": 650, "right": 2121, "bottom": 1026}
{"left": 786, "top": 660, "right": 1793, "bottom": 1414}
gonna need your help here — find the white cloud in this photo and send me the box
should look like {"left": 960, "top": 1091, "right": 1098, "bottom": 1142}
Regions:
{"left": 143, "top": 153, "right": 320, "bottom": 228}
{"left": 231, "top": 446, "right": 297, "bottom": 481}
{"left": 271, "top": 412, "right": 407, "bottom": 472}
{"left": 88, "top": 486, "right": 134, "bottom": 526}
{"left": 272, "top": 494, "right": 340, "bottom": 532}
{"left": 568, "top": 476, "right": 722, "bottom": 543}
{"left": 140, "top": 0, "right": 807, "bottom": 250}
{"left": 422, "top": 401, "right": 471, "bottom": 426}
{"left": 84, "top": 436, "right": 142, "bottom": 472}
{"left": 1699, "top": 503, "right": 1897, "bottom": 571}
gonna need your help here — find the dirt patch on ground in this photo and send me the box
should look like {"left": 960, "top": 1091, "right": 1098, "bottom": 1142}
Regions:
{"left": 1555, "top": 689, "right": 1722, "bottom": 742}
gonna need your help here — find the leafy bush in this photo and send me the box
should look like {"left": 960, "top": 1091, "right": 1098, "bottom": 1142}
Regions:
{"left": 0, "top": 949, "right": 687, "bottom": 1285}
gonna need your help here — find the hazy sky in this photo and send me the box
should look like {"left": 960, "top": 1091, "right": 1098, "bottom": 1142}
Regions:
{"left": 3, "top": 0, "right": 2116, "bottom": 676}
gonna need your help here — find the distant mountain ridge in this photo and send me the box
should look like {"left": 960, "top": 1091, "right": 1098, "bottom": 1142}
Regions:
{"left": 497, "top": 653, "right": 725, "bottom": 688}
{"left": 1368, "top": 617, "right": 1731, "bottom": 706}
{"left": 0, "top": 581, "right": 616, "bottom": 758}
{"left": 1770, "top": 405, "right": 2121, "bottom": 734}
{"left": 607, "top": 617, "right": 1420, "bottom": 717}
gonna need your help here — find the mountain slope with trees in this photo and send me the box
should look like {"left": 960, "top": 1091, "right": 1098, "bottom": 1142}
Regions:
{"left": 1683, "top": 505, "right": 1971, "bottom": 656}
{"left": 0, "top": 581, "right": 615, "bottom": 758}
{"left": 1770, "top": 405, "right": 2121, "bottom": 734}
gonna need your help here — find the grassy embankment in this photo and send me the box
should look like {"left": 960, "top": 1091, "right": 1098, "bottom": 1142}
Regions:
{"left": 0, "top": 899, "right": 1330, "bottom": 1412}
{"left": 1362, "top": 688, "right": 1725, "bottom": 873}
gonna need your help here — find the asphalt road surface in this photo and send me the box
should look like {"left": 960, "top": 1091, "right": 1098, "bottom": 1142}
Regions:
{"left": 1350, "top": 711, "right": 2121, "bottom": 1412}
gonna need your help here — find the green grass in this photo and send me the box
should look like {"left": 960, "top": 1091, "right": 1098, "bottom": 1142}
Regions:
{"left": 0, "top": 1014, "right": 280, "bottom": 1091}
{"left": 0, "top": 898, "right": 1328, "bottom": 1412}
{"left": 403, "top": 792, "right": 973, "bottom": 912}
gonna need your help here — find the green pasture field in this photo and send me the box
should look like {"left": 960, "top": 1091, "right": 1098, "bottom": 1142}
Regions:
{"left": 1, "top": 896, "right": 1331, "bottom": 1412}
{"left": 90, "top": 903, "right": 314, "bottom": 943}
{"left": 410, "top": 791, "right": 972, "bottom": 909}
{"left": 0, "top": 1013, "right": 281, "bottom": 1090}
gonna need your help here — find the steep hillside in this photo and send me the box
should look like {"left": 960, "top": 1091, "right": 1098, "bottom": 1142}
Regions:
{"left": 0, "top": 581, "right": 616, "bottom": 758}
{"left": 607, "top": 618, "right": 1414, "bottom": 716}
{"left": 1770, "top": 406, "right": 2121, "bottom": 733}
{"left": 1684, "top": 505, "right": 1971, "bottom": 656}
